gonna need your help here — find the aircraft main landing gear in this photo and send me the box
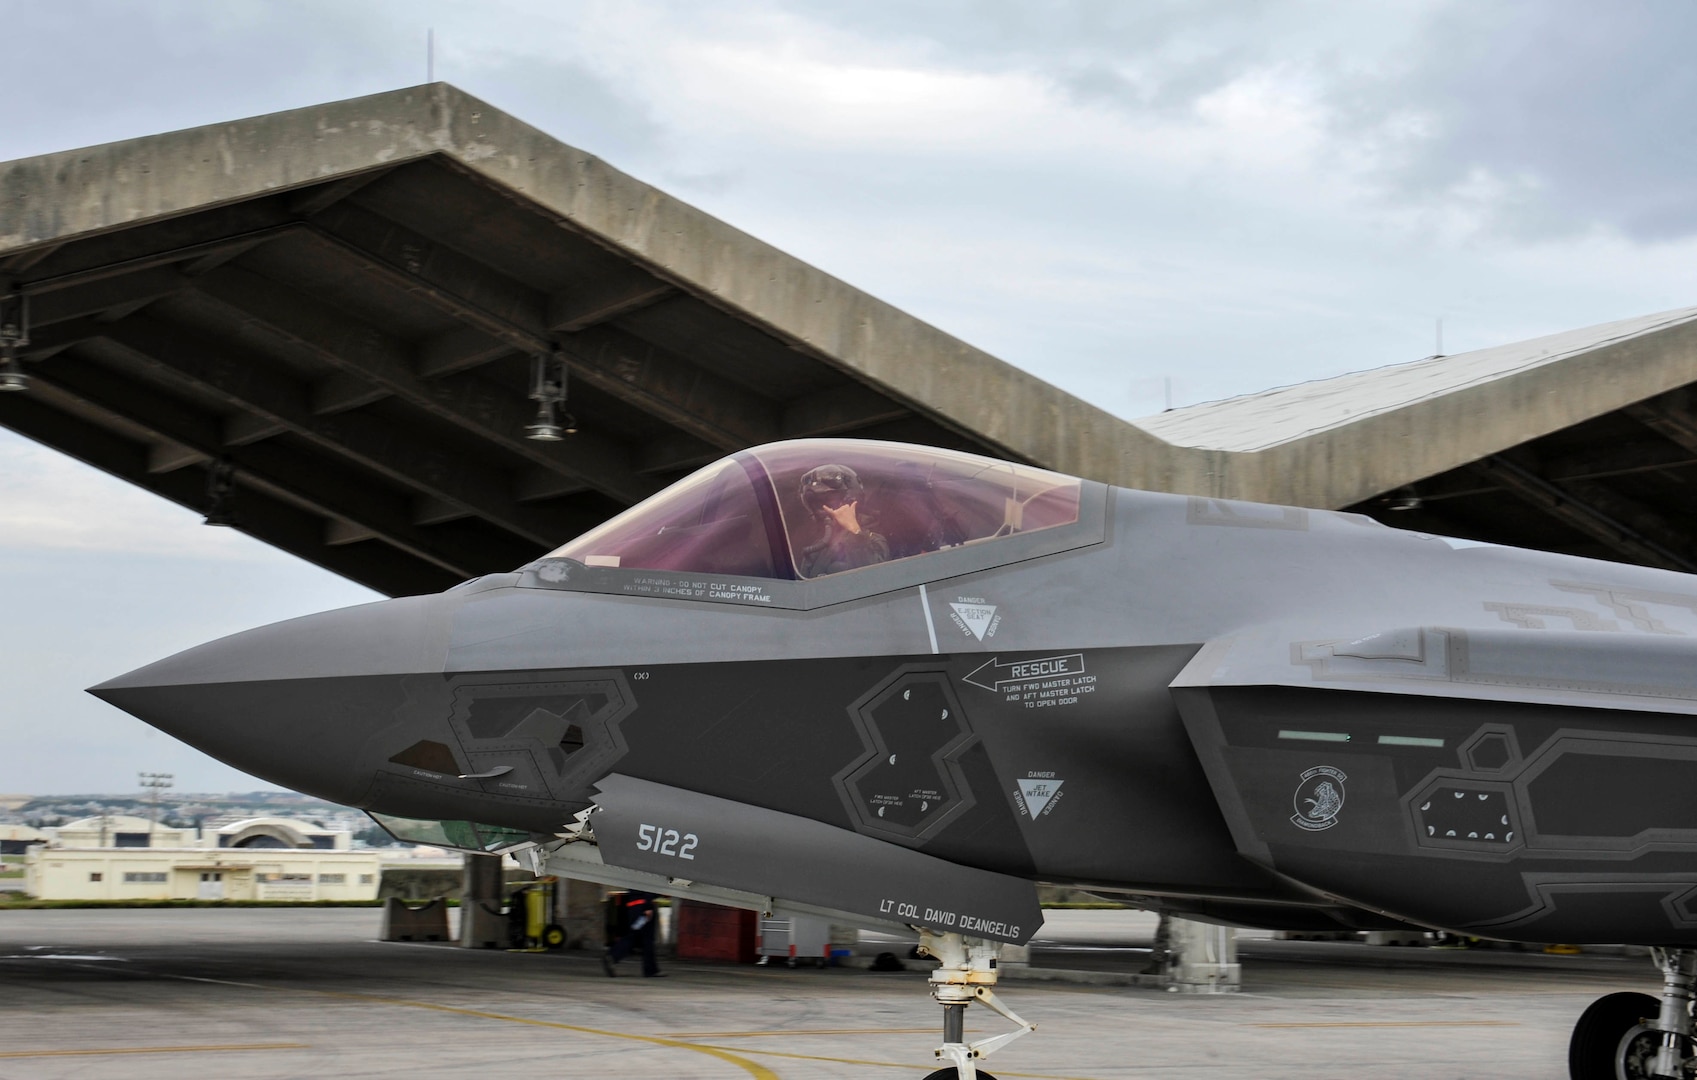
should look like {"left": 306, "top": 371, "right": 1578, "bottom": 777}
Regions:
{"left": 918, "top": 930, "right": 1035, "bottom": 1080}
{"left": 1570, "top": 949, "right": 1697, "bottom": 1079}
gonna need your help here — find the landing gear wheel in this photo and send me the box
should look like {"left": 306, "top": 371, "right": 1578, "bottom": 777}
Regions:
{"left": 1569, "top": 992, "right": 1663, "bottom": 1079}
{"left": 923, "top": 1071, "right": 995, "bottom": 1080}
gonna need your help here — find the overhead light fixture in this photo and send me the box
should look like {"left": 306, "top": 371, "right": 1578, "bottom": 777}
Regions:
{"left": 525, "top": 346, "right": 577, "bottom": 441}
{"left": 203, "top": 459, "right": 238, "bottom": 527}
{"left": 1386, "top": 486, "right": 1423, "bottom": 512}
{"left": 0, "top": 292, "right": 30, "bottom": 392}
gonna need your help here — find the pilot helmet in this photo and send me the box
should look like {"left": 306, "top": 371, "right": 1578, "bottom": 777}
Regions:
{"left": 799, "top": 464, "right": 864, "bottom": 517}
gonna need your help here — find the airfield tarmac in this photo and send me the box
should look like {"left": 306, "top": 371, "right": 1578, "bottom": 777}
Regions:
{"left": 0, "top": 908, "right": 1655, "bottom": 1079}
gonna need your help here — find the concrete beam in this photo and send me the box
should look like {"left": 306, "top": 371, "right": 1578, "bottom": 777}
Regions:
{"left": 303, "top": 210, "right": 778, "bottom": 451}
{"left": 311, "top": 372, "right": 390, "bottom": 416}
{"left": 637, "top": 432, "right": 721, "bottom": 476}
{"left": 20, "top": 217, "right": 297, "bottom": 295}
{"left": 411, "top": 494, "right": 472, "bottom": 526}
{"left": 222, "top": 411, "right": 287, "bottom": 446}
{"left": 1543, "top": 438, "right": 1697, "bottom": 482}
{"left": 415, "top": 325, "right": 511, "bottom": 380}
{"left": 0, "top": 242, "right": 63, "bottom": 275}
{"left": 1473, "top": 455, "right": 1697, "bottom": 572}
{"left": 0, "top": 389, "right": 457, "bottom": 596}
{"left": 26, "top": 266, "right": 191, "bottom": 327}
{"left": 1627, "top": 392, "right": 1697, "bottom": 457}
{"left": 513, "top": 467, "right": 589, "bottom": 503}
{"left": 548, "top": 275, "right": 673, "bottom": 332}
{"left": 190, "top": 264, "right": 656, "bottom": 505}
{"left": 782, "top": 381, "right": 910, "bottom": 438}
{"left": 30, "top": 354, "right": 532, "bottom": 576}
{"left": 308, "top": 203, "right": 550, "bottom": 349}
{"left": 18, "top": 316, "right": 115, "bottom": 361}
{"left": 324, "top": 519, "right": 378, "bottom": 546}
{"left": 146, "top": 441, "right": 208, "bottom": 474}
{"left": 562, "top": 325, "right": 780, "bottom": 450}
{"left": 92, "top": 317, "right": 594, "bottom": 548}
{"left": 288, "top": 171, "right": 389, "bottom": 218}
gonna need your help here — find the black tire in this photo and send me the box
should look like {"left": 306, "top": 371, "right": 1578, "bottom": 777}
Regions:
{"left": 1568, "top": 992, "right": 1662, "bottom": 1079}
{"left": 542, "top": 924, "right": 566, "bottom": 950}
{"left": 921, "top": 1071, "right": 996, "bottom": 1080}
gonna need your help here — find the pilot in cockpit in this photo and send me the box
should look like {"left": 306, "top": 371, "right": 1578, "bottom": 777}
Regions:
{"left": 797, "top": 464, "right": 890, "bottom": 578}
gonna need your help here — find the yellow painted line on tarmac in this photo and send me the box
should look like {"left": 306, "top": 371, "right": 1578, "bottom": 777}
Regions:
{"left": 682, "top": 1042, "right": 1101, "bottom": 1079}
{"left": 1253, "top": 1020, "right": 1519, "bottom": 1028}
{"left": 166, "top": 974, "right": 1099, "bottom": 1080}
{"left": 666, "top": 1028, "right": 945, "bottom": 1038}
{"left": 170, "top": 975, "right": 777, "bottom": 1080}
{"left": 323, "top": 993, "right": 780, "bottom": 1080}
{"left": 0, "top": 1042, "right": 307, "bottom": 1060}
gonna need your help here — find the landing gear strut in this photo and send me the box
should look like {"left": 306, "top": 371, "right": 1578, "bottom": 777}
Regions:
{"left": 918, "top": 930, "right": 1035, "bottom": 1080}
{"left": 1570, "top": 949, "right": 1697, "bottom": 1079}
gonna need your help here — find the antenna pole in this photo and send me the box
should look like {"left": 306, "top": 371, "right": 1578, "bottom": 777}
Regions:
{"left": 139, "top": 772, "right": 173, "bottom": 841}
{"left": 427, "top": 28, "right": 435, "bottom": 83}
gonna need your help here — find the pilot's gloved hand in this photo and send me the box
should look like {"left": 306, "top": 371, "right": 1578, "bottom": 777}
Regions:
{"left": 822, "top": 500, "right": 864, "bottom": 535}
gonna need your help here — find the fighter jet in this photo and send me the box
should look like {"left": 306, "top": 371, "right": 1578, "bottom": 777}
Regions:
{"left": 91, "top": 437, "right": 1697, "bottom": 1080}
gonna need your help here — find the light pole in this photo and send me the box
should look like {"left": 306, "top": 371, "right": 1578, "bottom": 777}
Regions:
{"left": 138, "top": 772, "right": 173, "bottom": 843}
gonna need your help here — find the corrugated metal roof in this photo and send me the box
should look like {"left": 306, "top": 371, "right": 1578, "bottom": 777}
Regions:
{"left": 1136, "top": 306, "right": 1697, "bottom": 452}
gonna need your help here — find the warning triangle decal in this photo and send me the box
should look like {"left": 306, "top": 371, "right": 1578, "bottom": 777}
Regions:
{"left": 1018, "top": 778, "right": 1063, "bottom": 818}
{"left": 950, "top": 602, "right": 997, "bottom": 641}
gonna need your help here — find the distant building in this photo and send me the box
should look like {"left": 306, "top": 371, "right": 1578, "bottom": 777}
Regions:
{"left": 0, "top": 824, "right": 47, "bottom": 864}
{"left": 22, "top": 815, "right": 457, "bottom": 901}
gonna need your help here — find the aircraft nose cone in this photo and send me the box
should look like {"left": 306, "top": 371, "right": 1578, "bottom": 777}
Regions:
{"left": 89, "top": 595, "right": 449, "bottom": 803}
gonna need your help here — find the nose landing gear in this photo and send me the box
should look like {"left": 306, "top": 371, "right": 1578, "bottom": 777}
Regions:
{"left": 1570, "top": 949, "right": 1697, "bottom": 1079}
{"left": 918, "top": 930, "right": 1035, "bottom": 1080}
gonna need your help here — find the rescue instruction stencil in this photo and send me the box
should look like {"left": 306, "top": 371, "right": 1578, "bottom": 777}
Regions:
{"left": 964, "top": 653, "right": 1096, "bottom": 709}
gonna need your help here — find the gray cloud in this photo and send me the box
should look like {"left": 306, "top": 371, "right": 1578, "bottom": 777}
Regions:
{"left": 784, "top": 0, "right": 1697, "bottom": 242}
{"left": 457, "top": 51, "right": 667, "bottom": 167}
{"left": 3, "top": 1, "right": 417, "bottom": 158}
{"left": 1343, "top": 1, "right": 1697, "bottom": 241}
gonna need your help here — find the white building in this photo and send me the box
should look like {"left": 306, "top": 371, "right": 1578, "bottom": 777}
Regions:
{"left": 22, "top": 815, "right": 456, "bottom": 901}
{"left": 0, "top": 824, "right": 47, "bottom": 868}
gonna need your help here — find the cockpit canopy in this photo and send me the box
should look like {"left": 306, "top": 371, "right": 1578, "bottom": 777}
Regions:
{"left": 546, "top": 440, "right": 1082, "bottom": 581}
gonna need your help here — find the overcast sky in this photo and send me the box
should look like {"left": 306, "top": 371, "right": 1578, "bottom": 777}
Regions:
{"left": 5, "top": 0, "right": 1697, "bottom": 793}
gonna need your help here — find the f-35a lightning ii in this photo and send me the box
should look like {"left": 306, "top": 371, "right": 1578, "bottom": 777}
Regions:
{"left": 92, "top": 437, "right": 1697, "bottom": 1079}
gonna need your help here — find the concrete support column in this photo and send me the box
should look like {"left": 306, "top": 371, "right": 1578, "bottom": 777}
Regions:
{"left": 554, "top": 877, "right": 604, "bottom": 950}
{"left": 459, "top": 853, "right": 506, "bottom": 949}
{"left": 1165, "top": 917, "right": 1240, "bottom": 993}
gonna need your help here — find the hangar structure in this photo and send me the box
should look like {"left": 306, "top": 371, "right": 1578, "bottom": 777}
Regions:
{"left": 4, "top": 82, "right": 1697, "bottom": 594}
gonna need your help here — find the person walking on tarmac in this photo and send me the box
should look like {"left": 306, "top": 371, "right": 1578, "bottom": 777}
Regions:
{"left": 602, "top": 890, "right": 662, "bottom": 977}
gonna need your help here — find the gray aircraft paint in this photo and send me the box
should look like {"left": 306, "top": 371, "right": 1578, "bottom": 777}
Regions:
{"left": 89, "top": 442, "right": 1697, "bottom": 944}
{"left": 591, "top": 774, "right": 1041, "bottom": 944}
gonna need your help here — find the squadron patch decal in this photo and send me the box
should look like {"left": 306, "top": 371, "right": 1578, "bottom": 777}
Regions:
{"left": 1291, "top": 766, "right": 1346, "bottom": 832}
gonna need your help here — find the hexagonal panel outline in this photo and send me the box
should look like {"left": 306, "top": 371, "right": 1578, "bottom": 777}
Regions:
{"left": 833, "top": 667, "right": 977, "bottom": 845}
{"left": 1458, "top": 725, "right": 1522, "bottom": 774}
{"left": 1409, "top": 777, "right": 1524, "bottom": 856}
{"left": 445, "top": 673, "right": 634, "bottom": 802}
